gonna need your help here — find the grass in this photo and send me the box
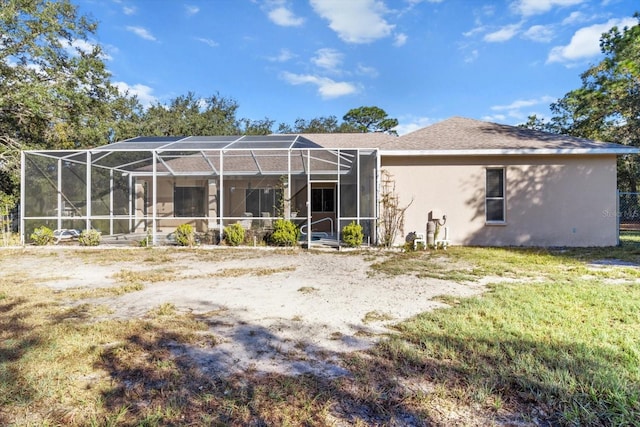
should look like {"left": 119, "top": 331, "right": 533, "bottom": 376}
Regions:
{"left": 0, "top": 238, "right": 639, "bottom": 425}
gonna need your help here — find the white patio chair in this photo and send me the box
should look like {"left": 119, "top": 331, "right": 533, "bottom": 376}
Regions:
{"left": 413, "top": 232, "right": 426, "bottom": 250}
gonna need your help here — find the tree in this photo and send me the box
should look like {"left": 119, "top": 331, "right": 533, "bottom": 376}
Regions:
{"left": 277, "top": 116, "right": 341, "bottom": 133}
{"left": 342, "top": 106, "right": 398, "bottom": 134}
{"left": 138, "top": 92, "right": 243, "bottom": 136}
{"left": 546, "top": 14, "right": 640, "bottom": 191}
{"left": 0, "top": 0, "right": 130, "bottom": 197}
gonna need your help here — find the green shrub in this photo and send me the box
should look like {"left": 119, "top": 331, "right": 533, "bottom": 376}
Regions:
{"left": 269, "top": 219, "right": 300, "bottom": 246}
{"left": 30, "top": 226, "right": 54, "bottom": 246}
{"left": 175, "top": 223, "right": 196, "bottom": 247}
{"left": 78, "top": 229, "right": 101, "bottom": 246}
{"left": 139, "top": 232, "right": 152, "bottom": 247}
{"left": 224, "top": 222, "right": 245, "bottom": 246}
{"left": 342, "top": 221, "right": 363, "bottom": 247}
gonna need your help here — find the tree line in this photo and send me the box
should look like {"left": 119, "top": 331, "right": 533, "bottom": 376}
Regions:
{"left": 2, "top": 1, "right": 639, "bottom": 205}
{"left": 0, "top": 0, "right": 398, "bottom": 203}
{"left": 520, "top": 13, "right": 640, "bottom": 192}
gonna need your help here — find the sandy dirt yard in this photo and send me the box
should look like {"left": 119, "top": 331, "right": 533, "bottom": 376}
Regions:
{"left": 2, "top": 246, "right": 487, "bottom": 379}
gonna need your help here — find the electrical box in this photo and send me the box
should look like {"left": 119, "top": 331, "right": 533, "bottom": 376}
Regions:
{"left": 429, "top": 210, "right": 443, "bottom": 221}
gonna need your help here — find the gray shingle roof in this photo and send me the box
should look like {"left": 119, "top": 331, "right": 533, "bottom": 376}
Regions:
{"left": 379, "top": 116, "right": 633, "bottom": 153}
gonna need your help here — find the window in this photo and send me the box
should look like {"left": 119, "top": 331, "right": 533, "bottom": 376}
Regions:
{"left": 312, "top": 188, "right": 334, "bottom": 212}
{"left": 245, "top": 188, "right": 282, "bottom": 217}
{"left": 485, "top": 168, "right": 505, "bottom": 223}
{"left": 174, "top": 187, "right": 205, "bottom": 217}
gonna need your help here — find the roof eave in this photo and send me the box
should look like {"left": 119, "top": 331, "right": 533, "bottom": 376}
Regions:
{"left": 380, "top": 148, "right": 640, "bottom": 156}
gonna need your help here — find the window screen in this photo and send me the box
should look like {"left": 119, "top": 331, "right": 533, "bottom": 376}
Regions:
{"left": 486, "top": 168, "right": 505, "bottom": 222}
{"left": 174, "top": 187, "right": 205, "bottom": 217}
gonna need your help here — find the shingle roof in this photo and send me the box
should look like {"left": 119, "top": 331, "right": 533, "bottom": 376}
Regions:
{"left": 379, "top": 116, "right": 634, "bottom": 154}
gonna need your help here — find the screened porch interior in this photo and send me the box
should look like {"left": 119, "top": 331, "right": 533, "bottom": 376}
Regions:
{"left": 21, "top": 135, "right": 379, "bottom": 246}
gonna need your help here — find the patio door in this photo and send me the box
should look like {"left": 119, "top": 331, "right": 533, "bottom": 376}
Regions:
{"left": 310, "top": 184, "right": 336, "bottom": 234}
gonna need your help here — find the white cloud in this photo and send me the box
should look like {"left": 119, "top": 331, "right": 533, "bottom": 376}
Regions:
{"left": 510, "top": 0, "right": 585, "bottom": 17}
{"left": 356, "top": 64, "right": 379, "bottom": 78}
{"left": 113, "top": 82, "right": 157, "bottom": 107}
{"left": 126, "top": 26, "right": 157, "bottom": 41}
{"left": 491, "top": 96, "right": 556, "bottom": 111}
{"left": 60, "top": 38, "right": 113, "bottom": 60}
{"left": 481, "top": 114, "right": 508, "bottom": 122}
{"left": 547, "top": 17, "right": 637, "bottom": 64}
{"left": 123, "top": 6, "right": 136, "bottom": 15}
{"left": 488, "top": 95, "right": 556, "bottom": 122}
{"left": 464, "top": 49, "right": 479, "bottom": 63}
{"left": 185, "top": 5, "right": 200, "bottom": 16}
{"left": 562, "top": 11, "right": 586, "bottom": 25}
{"left": 280, "top": 71, "right": 358, "bottom": 98}
{"left": 268, "top": 6, "right": 305, "bottom": 27}
{"left": 523, "top": 24, "right": 554, "bottom": 42}
{"left": 268, "top": 48, "right": 295, "bottom": 62}
{"left": 195, "top": 37, "right": 219, "bottom": 48}
{"left": 310, "top": 0, "right": 394, "bottom": 44}
{"left": 394, "top": 33, "right": 408, "bottom": 47}
{"left": 484, "top": 23, "right": 521, "bottom": 42}
{"left": 395, "top": 116, "right": 438, "bottom": 136}
{"left": 311, "top": 48, "right": 343, "bottom": 70}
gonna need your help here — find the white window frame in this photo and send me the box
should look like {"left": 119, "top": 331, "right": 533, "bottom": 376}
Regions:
{"left": 485, "top": 167, "right": 506, "bottom": 224}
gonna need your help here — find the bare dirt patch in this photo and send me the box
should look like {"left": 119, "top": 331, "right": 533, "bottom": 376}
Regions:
{"left": 1, "top": 246, "right": 486, "bottom": 379}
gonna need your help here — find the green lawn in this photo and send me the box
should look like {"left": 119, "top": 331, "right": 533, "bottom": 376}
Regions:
{"left": 1, "top": 237, "right": 639, "bottom": 426}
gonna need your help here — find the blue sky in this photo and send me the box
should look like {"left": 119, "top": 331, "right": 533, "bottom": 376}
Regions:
{"left": 76, "top": 0, "right": 638, "bottom": 134}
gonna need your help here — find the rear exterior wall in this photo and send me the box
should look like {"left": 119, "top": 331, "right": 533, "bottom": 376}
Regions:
{"left": 382, "top": 154, "right": 618, "bottom": 247}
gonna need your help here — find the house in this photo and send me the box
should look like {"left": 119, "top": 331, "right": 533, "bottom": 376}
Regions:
{"left": 20, "top": 117, "right": 637, "bottom": 247}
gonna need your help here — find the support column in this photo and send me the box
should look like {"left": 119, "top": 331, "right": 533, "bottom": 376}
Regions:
{"left": 86, "top": 151, "right": 92, "bottom": 231}
{"left": 109, "top": 169, "right": 114, "bottom": 235}
{"left": 57, "top": 158, "right": 63, "bottom": 232}
{"left": 152, "top": 151, "right": 158, "bottom": 245}
{"left": 20, "top": 152, "right": 26, "bottom": 245}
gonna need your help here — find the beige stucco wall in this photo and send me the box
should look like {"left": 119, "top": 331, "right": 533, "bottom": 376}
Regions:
{"left": 382, "top": 154, "right": 619, "bottom": 247}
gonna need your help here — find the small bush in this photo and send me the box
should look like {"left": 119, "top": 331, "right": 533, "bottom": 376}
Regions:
{"left": 224, "top": 222, "right": 245, "bottom": 246}
{"left": 342, "top": 221, "right": 363, "bottom": 247}
{"left": 78, "top": 229, "right": 101, "bottom": 246}
{"left": 269, "top": 219, "right": 300, "bottom": 246}
{"left": 30, "top": 226, "right": 54, "bottom": 246}
{"left": 139, "top": 232, "right": 152, "bottom": 247}
{"left": 175, "top": 224, "right": 196, "bottom": 247}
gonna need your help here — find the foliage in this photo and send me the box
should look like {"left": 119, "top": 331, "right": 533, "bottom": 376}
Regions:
{"left": 277, "top": 115, "right": 341, "bottom": 133}
{"left": 341, "top": 221, "right": 363, "bottom": 247}
{"left": 0, "top": 193, "right": 16, "bottom": 246}
{"left": 0, "top": 0, "right": 133, "bottom": 197}
{"left": 174, "top": 224, "right": 196, "bottom": 247}
{"left": 269, "top": 219, "right": 300, "bottom": 246}
{"left": 378, "top": 170, "right": 412, "bottom": 247}
{"left": 137, "top": 92, "right": 245, "bottom": 137}
{"left": 30, "top": 226, "right": 54, "bottom": 246}
{"left": 342, "top": 106, "right": 399, "bottom": 134}
{"left": 276, "top": 106, "right": 399, "bottom": 135}
{"left": 528, "top": 15, "right": 640, "bottom": 191}
{"left": 223, "top": 222, "right": 245, "bottom": 246}
{"left": 78, "top": 229, "right": 101, "bottom": 246}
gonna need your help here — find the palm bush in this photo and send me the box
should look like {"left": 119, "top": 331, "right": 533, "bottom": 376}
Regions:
{"left": 224, "top": 222, "right": 245, "bottom": 246}
{"left": 78, "top": 229, "right": 101, "bottom": 246}
{"left": 269, "top": 219, "right": 299, "bottom": 246}
{"left": 30, "top": 226, "right": 54, "bottom": 246}
{"left": 175, "top": 224, "right": 196, "bottom": 247}
{"left": 342, "top": 221, "right": 363, "bottom": 247}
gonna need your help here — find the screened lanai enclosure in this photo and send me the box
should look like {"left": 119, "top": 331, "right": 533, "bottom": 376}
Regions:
{"left": 21, "top": 135, "right": 379, "bottom": 247}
